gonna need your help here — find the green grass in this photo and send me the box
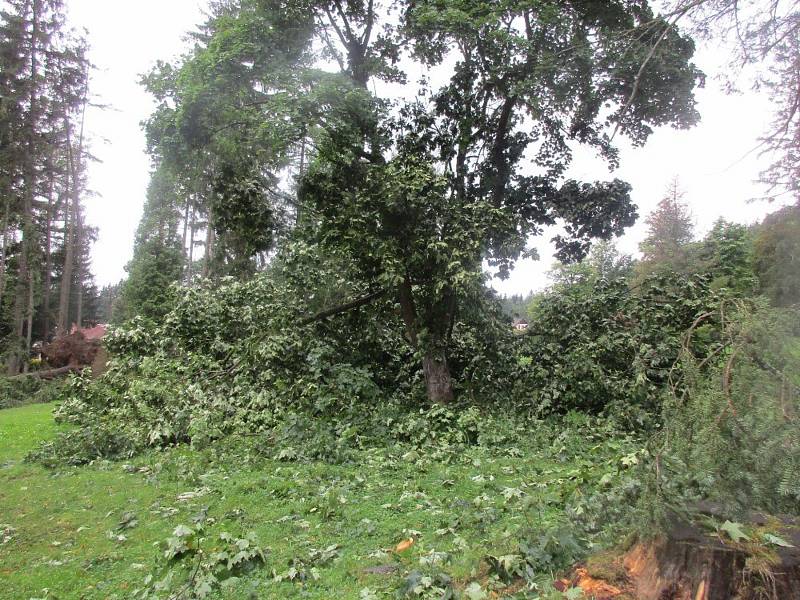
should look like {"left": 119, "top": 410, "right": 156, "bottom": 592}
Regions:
{"left": 0, "top": 404, "right": 638, "bottom": 599}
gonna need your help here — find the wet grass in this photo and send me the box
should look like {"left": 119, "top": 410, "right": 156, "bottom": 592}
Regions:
{"left": 0, "top": 403, "right": 637, "bottom": 599}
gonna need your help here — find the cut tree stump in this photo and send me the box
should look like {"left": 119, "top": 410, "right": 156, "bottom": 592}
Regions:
{"left": 623, "top": 510, "right": 800, "bottom": 600}
{"left": 568, "top": 505, "right": 800, "bottom": 600}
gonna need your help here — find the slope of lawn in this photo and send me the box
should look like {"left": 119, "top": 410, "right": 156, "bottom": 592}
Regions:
{"left": 0, "top": 403, "right": 639, "bottom": 599}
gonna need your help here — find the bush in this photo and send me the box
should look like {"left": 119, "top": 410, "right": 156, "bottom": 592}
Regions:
{"left": 515, "top": 272, "right": 721, "bottom": 423}
{"left": 0, "top": 377, "right": 63, "bottom": 410}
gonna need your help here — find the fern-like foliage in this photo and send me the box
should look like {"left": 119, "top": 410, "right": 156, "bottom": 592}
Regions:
{"left": 651, "top": 299, "right": 800, "bottom": 517}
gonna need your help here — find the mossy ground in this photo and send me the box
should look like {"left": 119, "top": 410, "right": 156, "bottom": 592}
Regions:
{"left": 0, "top": 403, "right": 636, "bottom": 599}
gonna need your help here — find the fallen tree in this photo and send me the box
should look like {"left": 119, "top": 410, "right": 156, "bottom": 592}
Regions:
{"left": 9, "top": 365, "right": 83, "bottom": 380}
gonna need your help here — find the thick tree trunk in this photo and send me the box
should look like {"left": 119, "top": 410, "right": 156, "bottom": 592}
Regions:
{"left": 10, "top": 365, "right": 82, "bottom": 380}
{"left": 591, "top": 504, "right": 800, "bottom": 600}
{"left": 397, "top": 277, "right": 456, "bottom": 403}
{"left": 422, "top": 355, "right": 454, "bottom": 403}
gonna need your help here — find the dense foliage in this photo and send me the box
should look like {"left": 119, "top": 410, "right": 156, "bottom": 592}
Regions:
{"left": 647, "top": 300, "right": 800, "bottom": 519}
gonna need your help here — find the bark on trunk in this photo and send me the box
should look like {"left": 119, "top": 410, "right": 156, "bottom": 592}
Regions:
{"left": 23, "top": 274, "right": 34, "bottom": 374}
{"left": 0, "top": 194, "right": 10, "bottom": 304}
{"left": 422, "top": 355, "right": 454, "bottom": 403}
{"left": 57, "top": 165, "right": 75, "bottom": 333}
{"left": 10, "top": 365, "right": 82, "bottom": 380}
{"left": 187, "top": 197, "right": 196, "bottom": 282}
{"left": 42, "top": 175, "right": 54, "bottom": 339}
{"left": 182, "top": 195, "right": 190, "bottom": 263}
{"left": 75, "top": 209, "right": 83, "bottom": 328}
{"left": 397, "top": 277, "right": 456, "bottom": 403}
{"left": 203, "top": 217, "right": 214, "bottom": 277}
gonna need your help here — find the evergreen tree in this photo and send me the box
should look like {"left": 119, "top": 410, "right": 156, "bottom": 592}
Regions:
{"left": 637, "top": 179, "right": 696, "bottom": 279}
{"left": 698, "top": 218, "right": 758, "bottom": 296}
{"left": 0, "top": 0, "right": 93, "bottom": 373}
{"left": 118, "top": 167, "right": 185, "bottom": 321}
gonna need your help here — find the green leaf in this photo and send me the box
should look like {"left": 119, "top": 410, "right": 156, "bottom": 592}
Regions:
{"left": 720, "top": 521, "right": 750, "bottom": 543}
{"left": 172, "top": 524, "right": 193, "bottom": 537}
{"left": 564, "top": 587, "right": 584, "bottom": 600}
{"left": 763, "top": 533, "right": 794, "bottom": 548}
{"left": 464, "top": 582, "right": 488, "bottom": 600}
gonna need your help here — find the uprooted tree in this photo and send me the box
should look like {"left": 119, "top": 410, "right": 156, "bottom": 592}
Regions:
{"left": 142, "top": 0, "right": 703, "bottom": 402}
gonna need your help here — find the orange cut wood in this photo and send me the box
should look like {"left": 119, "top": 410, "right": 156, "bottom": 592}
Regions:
{"left": 394, "top": 538, "right": 415, "bottom": 553}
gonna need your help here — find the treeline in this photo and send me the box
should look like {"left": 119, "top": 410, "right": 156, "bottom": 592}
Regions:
{"left": 520, "top": 183, "right": 800, "bottom": 319}
{"left": 506, "top": 189, "right": 798, "bottom": 419}
{"left": 0, "top": 0, "right": 99, "bottom": 375}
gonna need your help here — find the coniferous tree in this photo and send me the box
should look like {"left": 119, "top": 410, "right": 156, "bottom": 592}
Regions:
{"left": 118, "top": 166, "right": 185, "bottom": 321}
{"left": 0, "top": 0, "right": 93, "bottom": 372}
{"left": 637, "top": 180, "right": 696, "bottom": 279}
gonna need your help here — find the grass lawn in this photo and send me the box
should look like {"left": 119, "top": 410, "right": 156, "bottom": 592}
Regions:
{"left": 0, "top": 404, "right": 637, "bottom": 599}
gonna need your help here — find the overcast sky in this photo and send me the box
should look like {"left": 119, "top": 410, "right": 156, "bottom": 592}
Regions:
{"left": 67, "top": 0, "right": 789, "bottom": 295}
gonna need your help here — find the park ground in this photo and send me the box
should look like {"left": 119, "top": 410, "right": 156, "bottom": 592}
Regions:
{"left": 0, "top": 403, "right": 639, "bottom": 599}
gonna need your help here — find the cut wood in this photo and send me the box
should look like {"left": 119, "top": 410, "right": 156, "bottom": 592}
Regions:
{"left": 623, "top": 510, "right": 800, "bottom": 600}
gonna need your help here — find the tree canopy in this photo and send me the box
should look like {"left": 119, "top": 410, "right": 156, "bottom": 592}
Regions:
{"left": 136, "top": 0, "right": 704, "bottom": 402}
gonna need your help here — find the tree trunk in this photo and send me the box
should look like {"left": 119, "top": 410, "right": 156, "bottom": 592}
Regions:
{"left": 181, "top": 194, "right": 190, "bottom": 264}
{"left": 23, "top": 273, "right": 34, "bottom": 373}
{"left": 10, "top": 365, "right": 82, "bottom": 380}
{"left": 42, "top": 173, "right": 54, "bottom": 339}
{"left": 422, "top": 355, "right": 454, "bottom": 403}
{"left": 203, "top": 217, "right": 214, "bottom": 277}
{"left": 397, "top": 277, "right": 455, "bottom": 403}
{"left": 57, "top": 163, "right": 75, "bottom": 333}
{"left": 187, "top": 196, "right": 196, "bottom": 282}
{"left": 0, "top": 194, "right": 10, "bottom": 303}
{"left": 9, "top": 0, "right": 40, "bottom": 376}
{"left": 75, "top": 209, "right": 83, "bottom": 328}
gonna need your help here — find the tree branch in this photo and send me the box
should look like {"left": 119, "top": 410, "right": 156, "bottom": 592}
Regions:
{"left": 298, "top": 288, "right": 387, "bottom": 326}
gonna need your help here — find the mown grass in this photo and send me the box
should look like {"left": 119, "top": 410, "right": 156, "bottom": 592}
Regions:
{"left": 0, "top": 404, "right": 639, "bottom": 599}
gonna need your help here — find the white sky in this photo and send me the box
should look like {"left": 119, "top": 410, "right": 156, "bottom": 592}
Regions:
{"left": 66, "top": 0, "right": 791, "bottom": 294}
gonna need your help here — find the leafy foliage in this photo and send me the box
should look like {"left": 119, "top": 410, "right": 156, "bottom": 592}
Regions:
{"left": 519, "top": 271, "right": 721, "bottom": 423}
{"left": 0, "top": 377, "right": 62, "bottom": 410}
{"left": 646, "top": 300, "right": 800, "bottom": 519}
{"left": 134, "top": 519, "right": 268, "bottom": 599}
{"left": 754, "top": 204, "right": 800, "bottom": 307}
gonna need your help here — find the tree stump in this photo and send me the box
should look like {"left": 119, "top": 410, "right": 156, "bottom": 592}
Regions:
{"left": 623, "top": 511, "right": 800, "bottom": 600}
